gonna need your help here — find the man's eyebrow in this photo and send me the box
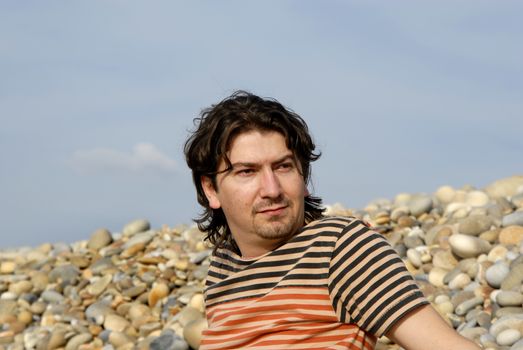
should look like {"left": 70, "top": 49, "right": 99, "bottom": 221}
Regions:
{"left": 230, "top": 154, "right": 295, "bottom": 169}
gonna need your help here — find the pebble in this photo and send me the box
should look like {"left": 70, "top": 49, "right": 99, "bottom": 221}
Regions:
{"left": 87, "top": 274, "right": 113, "bottom": 296}
{"left": 48, "top": 264, "right": 80, "bottom": 285}
{"left": 41, "top": 290, "right": 65, "bottom": 303}
{"left": 501, "top": 263, "right": 523, "bottom": 290}
{"left": 109, "top": 331, "right": 135, "bottom": 348}
{"left": 503, "top": 212, "right": 523, "bottom": 227}
{"left": 148, "top": 282, "right": 170, "bottom": 307}
{"left": 485, "top": 262, "right": 510, "bottom": 288}
{"left": 428, "top": 267, "right": 449, "bottom": 288}
{"left": 406, "top": 249, "right": 422, "bottom": 268}
{"left": 123, "top": 231, "right": 155, "bottom": 249}
{"left": 455, "top": 296, "right": 484, "bottom": 316}
{"left": 485, "top": 175, "right": 523, "bottom": 198}
{"left": 0, "top": 262, "right": 16, "bottom": 274}
{"left": 65, "top": 333, "right": 93, "bottom": 350}
{"left": 85, "top": 301, "right": 115, "bottom": 324}
{"left": 104, "top": 314, "right": 131, "bottom": 332}
{"left": 435, "top": 185, "right": 456, "bottom": 203}
{"left": 123, "top": 219, "right": 151, "bottom": 236}
{"left": 458, "top": 215, "right": 494, "bottom": 236}
{"left": 184, "top": 318, "right": 207, "bottom": 349}
{"left": 88, "top": 228, "right": 113, "bottom": 250}
{"left": 497, "top": 328, "right": 521, "bottom": 346}
{"left": 150, "top": 329, "right": 189, "bottom": 350}
{"left": 499, "top": 226, "right": 523, "bottom": 245}
{"left": 449, "top": 234, "right": 491, "bottom": 258}
{"left": 513, "top": 193, "right": 523, "bottom": 208}
{"left": 448, "top": 273, "right": 471, "bottom": 290}
{"left": 490, "top": 314, "right": 523, "bottom": 337}
{"left": 48, "top": 328, "right": 67, "bottom": 349}
{"left": 8, "top": 280, "right": 32, "bottom": 295}
{"left": 466, "top": 190, "right": 490, "bottom": 207}
{"left": 433, "top": 249, "right": 459, "bottom": 270}
{"left": 496, "top": 291, "right": 523, "bottom": 307}
{"left": 407, "top": 195, "right": 433, "bottom": 217}
{"left": 488, "top": 245, "right": 509, "bottom": 262}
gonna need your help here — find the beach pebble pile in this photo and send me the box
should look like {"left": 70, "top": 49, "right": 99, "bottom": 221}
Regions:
{"left": 0, "top": 221, "right": 209, "bottom": 350}
{"left": 1, "top": 175, "right": 522, "bottom": 349}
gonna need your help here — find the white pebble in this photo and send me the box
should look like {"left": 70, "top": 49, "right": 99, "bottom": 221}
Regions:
{"left": 496, "top": 328, "right": 521, "bottom": 346}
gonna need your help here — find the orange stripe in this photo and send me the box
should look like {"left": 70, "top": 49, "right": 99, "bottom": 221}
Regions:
{"left": 202, "top": 322, "right": 349, "bottom": 344}
{"left": 213, "top": 303, "right": 334, "bottom": 323}
{"left": 218, "top": 312, "right": 338, "bottom": 327}
{"left": 202, "top": 329, "right": 368, "bottom": 350}
{"left": 248, "top": 331, "right": 369, "bottom": 348}
{"left": 206, "top": 291, "right": 331, "bottom": 319}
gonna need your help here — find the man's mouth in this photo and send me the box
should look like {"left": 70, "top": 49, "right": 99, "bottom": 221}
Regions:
{"left": 258, "top": 205, "right": 287, "bottom": 215}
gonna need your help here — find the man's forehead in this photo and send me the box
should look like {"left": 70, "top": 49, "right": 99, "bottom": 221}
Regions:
{"left": 216, "top": 131, "right": 298, "bottom": 170}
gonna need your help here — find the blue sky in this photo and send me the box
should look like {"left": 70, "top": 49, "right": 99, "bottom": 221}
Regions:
{"left": 1, "top": 1, "right": 522, "bottom": 248}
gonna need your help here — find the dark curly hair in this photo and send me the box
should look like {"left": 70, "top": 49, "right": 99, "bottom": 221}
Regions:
{"left": 184, "top": 91, "right": 324, "bottom": 252}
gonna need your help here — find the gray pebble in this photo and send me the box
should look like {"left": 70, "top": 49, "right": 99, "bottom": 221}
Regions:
{"left": 459, "top": 215, "right": 494, "bottom": 235}
{"left": 65, "top": 333, "right": 93, "bottom": 350}
{"left": 490, "top": 314, "right": 523, "bottom": 337}
{"left": 90, "top": 257, "right": 116, "bottom": 275}
{"left": 503, "top": 212, "right": 523, "bottom": 227}
{"left": 150, "top": 329, "right": 189, "bottom": 350}
{"left": 404, "top": 235, "right": 424, "bottom": 249}
{"left": 497, "top": 328, "right": 521, "bottom": 346}
{"left": 512, "top": 193, "right": 523, "bottom": 208}
{"left": 449, "top": 234, "right": 491, "bottom": 258}
{"left": 486, "top": 262, "right": 510, "bottom": 288}
{"left": 49, "top": 264, "right": 80, "bottom": 285}
{"left": 407, "top": 196, "right": 433, "bottom": 217}
{"left": 497, "top": 291, "right": 523, "bottom": 307}
{"left": 511, "top": 338, "right": 523, "bottom": 350}
{"left": 123, "top": 231, "right": 155, "bottom": 249}
{"left": 501, "top": 263, "right": 523, "bottom": 290}
{"left": 88, "top": 228, "right": 113, "bottom": 250}
{"left": 495, "top": 307, "right": 523, "bottom": 318}
{"left": 407, "top": 249, "right": 422, "bottom": 268}
{"left": 189, "top": 250, "right": 211, "bottom": 264}
{"left": 455, "top": 296, "right": 484, "bottom": 316}
{"left": 479, "top": 333, "right": 497, "bottom": 348}
{"left": 122, "top": 219, "right": 150, "bottom": 236}
{"left": 41, "top": 290, "right": 65, "bottom": 303}
{"left": 85, "top": 301, "right": 114, "bottom": 324}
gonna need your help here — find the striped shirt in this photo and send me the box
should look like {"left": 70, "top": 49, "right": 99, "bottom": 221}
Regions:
{"left": 201, "top": 216, "right": 428, "bottom": 350}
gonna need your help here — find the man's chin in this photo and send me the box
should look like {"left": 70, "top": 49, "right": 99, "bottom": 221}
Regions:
{"left": 254, "top": 219, "right": 296, "bottom": 240}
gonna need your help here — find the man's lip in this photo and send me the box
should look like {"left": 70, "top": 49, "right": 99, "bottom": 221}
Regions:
{"left": 258, "top": 206, "right": 287, "bottom": 214}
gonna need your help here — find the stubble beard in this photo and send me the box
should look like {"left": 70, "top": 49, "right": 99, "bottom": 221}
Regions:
{"left": 252, "top": 199, "right": 301, "bottom": 241}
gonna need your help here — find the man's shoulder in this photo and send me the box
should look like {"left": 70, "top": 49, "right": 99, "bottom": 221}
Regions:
{"left": 303, "top": 215, "right": 370, "bottom": 232}
{"left": 297, "top": 215, "right": 377, "bottom": 245}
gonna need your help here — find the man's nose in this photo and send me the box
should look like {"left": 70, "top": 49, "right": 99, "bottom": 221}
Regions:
{"left": 259, "top": 169, "right": 282, "bottom": 198}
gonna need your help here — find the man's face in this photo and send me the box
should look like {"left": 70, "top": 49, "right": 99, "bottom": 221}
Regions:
{"left": 201, "top": 130, "right": 307, "bottom": 257}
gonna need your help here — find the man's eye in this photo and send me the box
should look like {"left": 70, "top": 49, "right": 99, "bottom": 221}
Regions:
{"left": 277, "top": 163, "right": 294, "bottom": 171}
{"left": 237, "top": 169, "right": 255, "bottom": 176}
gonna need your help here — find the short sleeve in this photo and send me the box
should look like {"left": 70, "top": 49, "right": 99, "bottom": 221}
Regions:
{"left": 328, "top": 219, "right": 428, "bottom": 337}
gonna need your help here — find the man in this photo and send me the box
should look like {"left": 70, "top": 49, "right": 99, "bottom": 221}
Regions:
{"left": 184, "top": 91, "right": 481, "bottom": 350}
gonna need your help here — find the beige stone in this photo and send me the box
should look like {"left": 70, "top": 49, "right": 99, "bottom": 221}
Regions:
{"left": 0, "top": 262, "right": 16, "bottom": 274}
{"left": 499, "top": 226, "right": 523, "bottom": 245}
{"left": 428, "top": 267, "right": 449, "bottom": 287}
{"left": 184, "top": 317, "right": 208, "bottom": 349}
{"left": 189, "top": 293, "right": 205, "bottom": 313}
{"left": 148, "top": 282, "right": 170, "bottom": 307}
{"left": 104, "top": 314, "right": 131, "bottom": 332}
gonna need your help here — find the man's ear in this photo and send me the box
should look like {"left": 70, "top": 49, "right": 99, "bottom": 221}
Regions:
{"left": 201, "top": 176, "right": 221, "bottom": 209}
{"left": 304, "top": 185, "right": 310, "bottom": 197}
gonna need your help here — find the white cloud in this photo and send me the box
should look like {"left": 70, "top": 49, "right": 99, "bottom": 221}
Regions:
{"left": 70, "top": 142, "right": 177, "bottom": 175}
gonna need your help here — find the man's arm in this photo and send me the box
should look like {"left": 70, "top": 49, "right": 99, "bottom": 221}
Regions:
{"left": 386, "top": 304, "right": 482, "bottom": 350}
